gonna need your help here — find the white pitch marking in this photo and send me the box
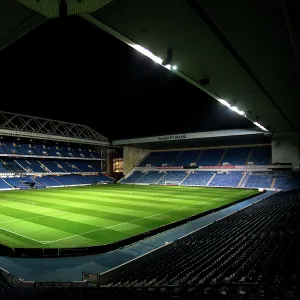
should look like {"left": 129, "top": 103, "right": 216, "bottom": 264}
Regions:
{"left": 0, "top": 210, "right": 75, "bottom": 225}
{"left": 42, "top": 191, "right": 243, "bottom": 245}
{"left": 0, "top": 189, "right": 247, "bottom": 245}
{"left": 0, "top": 227, "right": 44, "bottom": 244}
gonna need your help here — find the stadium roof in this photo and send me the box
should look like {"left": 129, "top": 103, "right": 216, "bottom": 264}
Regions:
{"left": 0, "top": 111, "right": 109, "bottom": 146}
{"left": 112, "top": 129, "right": 271, "bottom": 150}
{"left": 1, "top": 0, "right": 300, "bottom": 134}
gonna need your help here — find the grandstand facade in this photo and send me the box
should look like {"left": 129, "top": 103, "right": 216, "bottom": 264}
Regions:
{"left": 0, "top": 111, "right": 113, "bottom": 190}
{"left": 114, "top": 129, "right": 300, "bottom": 191}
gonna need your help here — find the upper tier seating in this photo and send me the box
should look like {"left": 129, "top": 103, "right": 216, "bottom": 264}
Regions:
{"left": 248, "top": 146, "right": 272, "bottom": 165}
{"left": 0, "top": 140, "right": 100, "bottom": 159}
{"left": 154, "top": 151, "right": 182, "bottom": 167}
{"left": 209, "top": 171, "right": 243, "bottom": 187}
{"left": 139, "top": 152, "right": 163, "bottom": 167}
{"left": 2, "top": 142, "right": 23, "bottom": 155}
{"left": 191, "top": 148, "right": 225, "bottom": 166}
{"left": 138, "top": 146, "right": 272, "bottom": 167}
{"left": 0, "top": 143, "right": 7, "bottom": 153}
{"left": 220, "top": 147, "right": 250, "bottom": 165}
{"left": 172, "top": 150, "right": 202, "bottom": 166}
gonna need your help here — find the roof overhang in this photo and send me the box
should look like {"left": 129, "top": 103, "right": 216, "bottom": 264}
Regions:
{"left": 2, "top": 0, "right": 299, "bottom": 135}
{"left": 112, "top": 128, "right": 269, "bottom": 150}
{"left": 0, "top": 111, "right": 110, "bottom": 146}
{"left": 86, "top": 0, "right": 300, "bottom": 133}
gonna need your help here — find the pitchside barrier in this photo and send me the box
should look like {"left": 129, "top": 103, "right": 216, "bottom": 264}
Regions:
{"left": 95, "top": 190, "right": 271, "bottom": 285}
{"left": 0, "top": 267, "right": 88, "bottom": 289}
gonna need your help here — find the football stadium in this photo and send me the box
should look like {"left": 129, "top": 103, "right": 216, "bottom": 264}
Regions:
{"left": 1, "top": 1, "right": 300, "bottom": 299}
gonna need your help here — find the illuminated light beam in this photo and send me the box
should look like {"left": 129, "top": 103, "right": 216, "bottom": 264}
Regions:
{"left": 131, "top": 44, "right": 176, "bottom": 71}
{"left": 218, "top": 99, "right": 231, "bottom": 108}
{"left": 131, "top": 44, "right": 163, "bottom": 64}
{"left": 81, "top": 14, "right": 272, "bottom": 133}
{"left": 253, "top": 122, "right": 268, "bottom": 132}
{"left": 230, "top": 106, "right": 246, "bottom": 116}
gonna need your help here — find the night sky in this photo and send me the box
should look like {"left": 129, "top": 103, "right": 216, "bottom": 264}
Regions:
{"left": 0, "top": 16, "right": 252, "bottom": 141}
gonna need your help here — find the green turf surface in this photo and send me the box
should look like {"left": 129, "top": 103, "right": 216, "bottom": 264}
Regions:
{"left": 0, "top": 185, "right": 258, "bottom": 249}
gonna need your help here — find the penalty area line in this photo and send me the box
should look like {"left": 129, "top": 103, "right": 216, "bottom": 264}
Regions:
{"left": 42, "top": 192, "right": 241, "bottom": 245}
{"left": 0, "top": 228, "right": 46, "bottom": 244}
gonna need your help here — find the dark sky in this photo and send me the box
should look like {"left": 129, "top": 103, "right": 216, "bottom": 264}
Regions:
{"left": 0, "top": 16, "right": 252, "bottom": 141}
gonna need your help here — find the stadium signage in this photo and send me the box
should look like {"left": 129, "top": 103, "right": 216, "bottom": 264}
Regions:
{"left": 157, "top": 134, "right": 187, "bottom": 141}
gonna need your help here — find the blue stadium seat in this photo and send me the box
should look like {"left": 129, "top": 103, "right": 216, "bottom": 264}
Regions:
{"left": 248, "top": 146, "right": 271, "bottom": 165}
{"left": 51, "top": 175, "right": 81, "bottom": 185}
{"left": 181, "top": 172, "right": 214, "bottom": 186}
{"left": 220, "top": 147, "right": 251, "bottom": 165}
{"left": 34, "top": 176, "right": 63, "bottom": 187}
{"left": 135, "top": 171, "right": 164, "bottom": 184}
{"left": 209, "top": 172, "right": 243, "bottom": 187}
{"left": 0, "top": 179, "right": 13, "bottom": 189}
{"left": 138, "top": 152, "right": 162, "bottom": 167}
{"left": 121, "top": 171, "right": 144, "bottom": 183}
{"left": 15, "top": 160, "right": 46, "bottom": 173}
{"left": 155, "top": 151, "right": 182, "bottom": 167}
{"left": 156, "top": 171, "right": 187, "bottom": 184}
{"left": 172, "top": 150, "right": 202, "bottom": 167}
{"left": 197, "top": 149, "right": 225, "bottom": 166}
{"left": 244, "top": 173, "right": 273, "bottom": 188}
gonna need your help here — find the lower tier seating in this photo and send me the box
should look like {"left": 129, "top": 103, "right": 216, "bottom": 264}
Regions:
{"left": 0, "top": 179, "right": 12, "bottom": 189}
{"left": 107, "top": 189, "right": 300, "bottom": 290}
{"left": 122, "top": 170, "right": 300, "bottom": 190}
{"left": 209, "top": 172, "right": 243, "bottom": 187}
{"left": 0, "top": 174, "right": 113, "bottom": 189}
{"left": 34, "top": 176, "right": 63, "bottom": 187}
{"left": 181, "top": 172, "right": 213, "bottom": 186}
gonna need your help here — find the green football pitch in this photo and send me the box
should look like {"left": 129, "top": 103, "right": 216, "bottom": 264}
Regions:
{"left": 0, "top": 185, "right": 258, "bottom": 249}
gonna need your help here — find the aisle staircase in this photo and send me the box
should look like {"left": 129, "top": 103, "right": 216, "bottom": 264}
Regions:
{"left": 206, "top": 173, "right": 216, "bottom": 186}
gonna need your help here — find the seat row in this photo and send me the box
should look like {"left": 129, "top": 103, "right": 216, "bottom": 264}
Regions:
{"left": 139, "top": 146, "right": 271, "bottom": 167}
{"left": 121, "top": 170, "right": 300, "bottom": 190}
{"left": 107, "top": 189, "right": 300, "bottom": 288}
{"left": 0, "top": 159, "right": 101, "bottom": 174}
{"left": 0, "top": 141, "right": 100, "bottom": 159}
{"left": 0, "top": 174, "right": 113, "bottom": 189}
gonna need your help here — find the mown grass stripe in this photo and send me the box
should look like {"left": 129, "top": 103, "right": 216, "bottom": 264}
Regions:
{"left": 0, "top": 185, "right": 258, "bottom": 248}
